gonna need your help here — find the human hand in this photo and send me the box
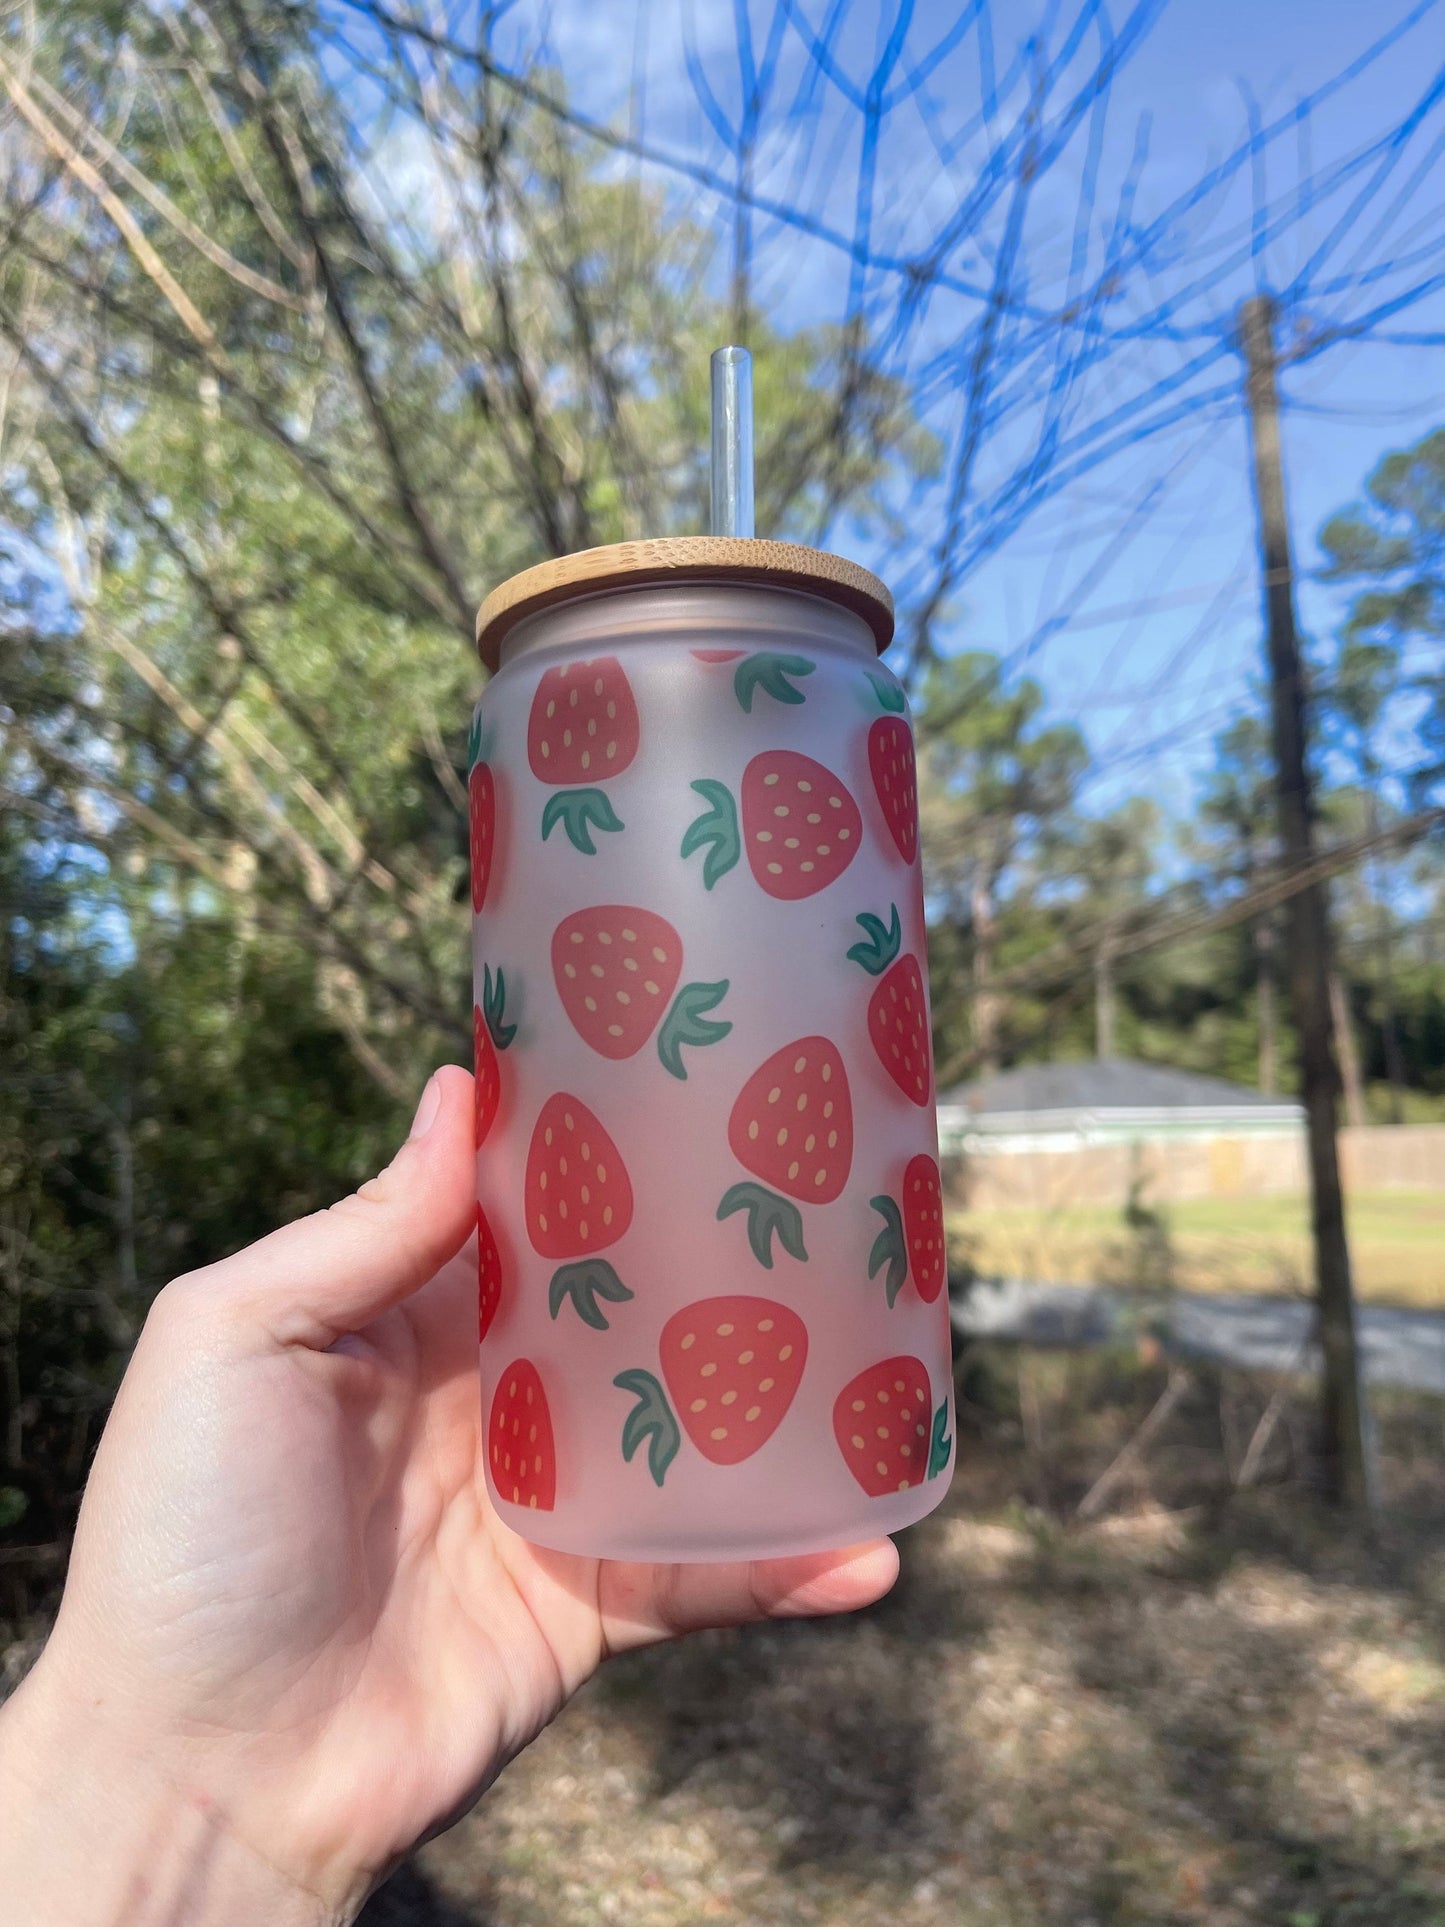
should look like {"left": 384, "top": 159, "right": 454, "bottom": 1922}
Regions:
{"left": 0, "top": 1066, "right": 897, "bottom": 1926}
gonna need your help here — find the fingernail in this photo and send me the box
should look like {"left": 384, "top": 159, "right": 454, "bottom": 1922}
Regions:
{"left": 408, "top": 1075, "right": 442, "bottom": 1141}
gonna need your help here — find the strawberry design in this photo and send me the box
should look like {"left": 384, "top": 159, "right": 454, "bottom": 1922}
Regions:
{"left": 528, "top": 657, "right": 638, "bottom": 854}
{"left": 691, "top": 647, "right": 746, "bottom": 664}
{"left": 833, "top": 1356, "right": 951, "bottom": 1496}
{"left": 473, "top": 964, "right": 516, "bottom": 1147}
{"left": 488, "top": 1360, "right": 557, "bottom": 1510}
{"left": 470, "top": 762, "right": 497, "bottom": 913}
{"left": 847, "top": 906, "right": 932, "bottom": 1107}
{"left": 681, "top": 752, "right": 862, "bottom": 899}
{"left": 614, "top": 1296, "right": 808, "bottom": 1484}
{"left": 868, "top": 1154, "right": 946, "bottom": 1307}
{"left": 718, "top": 1037, "right": 852, "bottom": 1267}
{"left": 869, "top": 715, "right": 919, "bottom": 865}
{"left": 551, "top": 906, "right": 731, "bottom": 1077}
{"left": 477, "top": 1202, "right": 503, "bottom": 1340}
{"left": 903, "top": 1155, "right": 946, "bottom": 1301}
{"left": 526, "top": 1093, "right": 635, "bottom": 1329}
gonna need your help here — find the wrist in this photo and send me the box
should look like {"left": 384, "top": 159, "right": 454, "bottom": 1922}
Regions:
{"left": 0, "top": 1657, "right": 345, "bottom": 1927}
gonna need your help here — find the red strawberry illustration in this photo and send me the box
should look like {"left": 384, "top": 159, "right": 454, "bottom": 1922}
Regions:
{"left": 868, "top": 1154, "right": 946, "bottom": 1307}
{"left": 691, "top": 647, "right": 746, "bottom": 663}
{"left": 488, "top": 1360, "right": 556, "bottom": 1510}
{"left": 719, "top": 1037, "right": 853, "bottom": 1266}
{"left": 551, "top": 906, "right": 731, "bottom": 1076}
{"left": 903, "top": 1155, "right": 946, "bottom": 1301}
{"left": 526, "top": 1093, "right": 635, "bottom": 1329}
{"left": 477, "top": 1202, "right": 503, "bottom": 1340}
{"left": 869, "top": 715, "right": 919, "bottom": 865}
{"left": 473, "top": 964, "right": 516, "bottom": 1146}
{"left": 847, "top": 906, "right": 932, "bottom": 1107}
{"left": 682, "top": 752, "right": 862, "bottom": 900}
{"left": 528, "top": 657, "right": 638, "bottom": 855}
{"left": 833, "top": 1356, "right": 951, "bottom": 1496}
{"left": 614, "top": 1296, "right": 808, "bottom": 1484}
{"left": 469, "top": 761, "right": 496, "bottom": 913}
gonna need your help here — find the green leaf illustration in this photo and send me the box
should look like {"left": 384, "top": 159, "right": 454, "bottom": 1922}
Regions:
{"left": 549, "top": 1259, "right": 634, "bottom": 1331}
{"left": 541, "top": 788, "right": 625, "bottom": 855}
{"left": 657, "top": 979, "right": 732, "bottom": 1079}
{"left": 466, "top": 707, "right": 486, "bottom": 769}
{"left": 867, "top": 670, "right": 908, "bottom": 714}
{"left": 733, "top": 652, "right": 816, "bottom": 712}
{"left": 927, "top": 1398, "right": 953, "bottom": 1479}
{"left": 481, "top": 963, "right": 517, "bottom": 1050}
{"left": 614, "top": 1369, "right": 681, "bottom": 1487}
{"left": 846, "top": 904, "right": 902, "bottom": 976}
{"left": 867, "top": 1194, "right": 908, "bottom": 1308}
{"left": 680, "top": 779, "right": 741, "bottom": 889}
{"left": 717, "top": 1181, "right": 808, "bottom": 1268}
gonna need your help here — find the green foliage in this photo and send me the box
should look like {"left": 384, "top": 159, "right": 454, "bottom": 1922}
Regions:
{"left": 0, "top": 2, "right": 933, "bottom": 1584}
{"left": 1319, "top": 425, "right": 1445, "bottom": 807}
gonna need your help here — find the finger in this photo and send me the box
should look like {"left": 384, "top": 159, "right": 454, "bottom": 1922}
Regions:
{"left": 598, "top": 1539, "right": 899, "bottom": 1655}
{"left": 173, "top": 1065, "right": 477, "bottom": 1347}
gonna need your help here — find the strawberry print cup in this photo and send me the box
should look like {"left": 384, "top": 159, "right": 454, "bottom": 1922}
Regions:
{"left": 471, "top": 539, "right": 954, "bottom": 1561}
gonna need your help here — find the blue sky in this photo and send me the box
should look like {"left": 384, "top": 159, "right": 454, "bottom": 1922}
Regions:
{"left": 477, "top": 0, "right": 1445, "bottom": 819}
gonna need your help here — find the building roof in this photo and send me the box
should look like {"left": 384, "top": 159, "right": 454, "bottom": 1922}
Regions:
{"left": 937, "top": 1056, "right": 1299, "bottom": 1121}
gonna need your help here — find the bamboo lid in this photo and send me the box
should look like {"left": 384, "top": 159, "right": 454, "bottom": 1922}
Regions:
{"left": 475, "top": 537, "right": 894, "bottom": 672}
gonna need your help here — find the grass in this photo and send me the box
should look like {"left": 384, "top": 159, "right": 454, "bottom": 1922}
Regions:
{"left": 352, "top": 1347, "right": 1445, "bottom": 1927}
{"left": 953, "top": 1189, "right": 1445, "bottom": 1306}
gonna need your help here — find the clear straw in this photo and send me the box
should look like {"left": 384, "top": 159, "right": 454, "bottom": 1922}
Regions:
{"left": 710, "top": 346, "right": 754, "bottom": 538}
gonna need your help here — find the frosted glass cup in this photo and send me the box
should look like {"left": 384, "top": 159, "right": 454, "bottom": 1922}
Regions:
{"left": 470, "top": 539, "right": 954, "bottom": 1561}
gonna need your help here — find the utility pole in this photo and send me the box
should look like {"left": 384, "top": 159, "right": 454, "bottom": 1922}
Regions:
{"left": 1238, "top": 293, "right": 1372, "bottom": 1513}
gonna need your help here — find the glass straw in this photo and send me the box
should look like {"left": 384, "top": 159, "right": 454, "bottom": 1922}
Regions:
{"left": 710, "top": 346, "right": 754, "bottom": 538}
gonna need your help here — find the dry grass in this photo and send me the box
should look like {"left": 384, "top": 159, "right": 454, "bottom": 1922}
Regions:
{"left": 361, "top": 1348, "right": 1445, "bottom": 1927}
{"left": 954, "top": 1191, "right": 1445, "bottom": 1306}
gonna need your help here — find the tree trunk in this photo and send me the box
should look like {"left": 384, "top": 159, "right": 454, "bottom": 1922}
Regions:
{"left": 1256, "top": 914, "right": 1278, "bottom": 1092}
{"left": 1095, "top": 935, "right": 1116, "bottom": 1059}
{"left": 1375, "top": 872, "right": 1407, "bottom": 1125}
{"left": 1328, "top": 966, "right": 1367, "bottom": 1129}
{"left": 1240, "top": 292, "right": 1372, "bottom": 1514}
{"left": 971, "top": 873, "right": 1001, "bottom": 1076}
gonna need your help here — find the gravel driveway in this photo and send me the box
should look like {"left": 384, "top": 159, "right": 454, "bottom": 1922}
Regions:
{"left": 955, "top": 1278, "right": 1445, "bottom": 1393}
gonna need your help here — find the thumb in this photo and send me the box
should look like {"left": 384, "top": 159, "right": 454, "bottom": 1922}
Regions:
{"left": 185, "top": 1064, "right": 478, "bottom": 1347}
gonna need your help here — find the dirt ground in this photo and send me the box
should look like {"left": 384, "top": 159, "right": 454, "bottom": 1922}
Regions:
{"left": 360, "top": 1348, "right": 1445, "bottom": 1927}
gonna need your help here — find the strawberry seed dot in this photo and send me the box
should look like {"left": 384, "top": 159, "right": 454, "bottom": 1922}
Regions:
{"left": 700, "top": 1362, "right": 717, "bottom": 1378}
{"left": 679, "top": 1332, "right": 695, "bottom": 1349}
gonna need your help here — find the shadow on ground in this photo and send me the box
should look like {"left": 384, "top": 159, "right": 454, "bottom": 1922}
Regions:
{"left": 358, "top": 1862, "right": 496, "bottom": 1926}
{"left": 352, "top": 1348, "right": 1445, "bottom": 1925}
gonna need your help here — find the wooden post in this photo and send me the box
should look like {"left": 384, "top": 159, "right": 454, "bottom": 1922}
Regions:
{"left": 1238, "top": 293, "right": 1372, "bottom": 1512}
